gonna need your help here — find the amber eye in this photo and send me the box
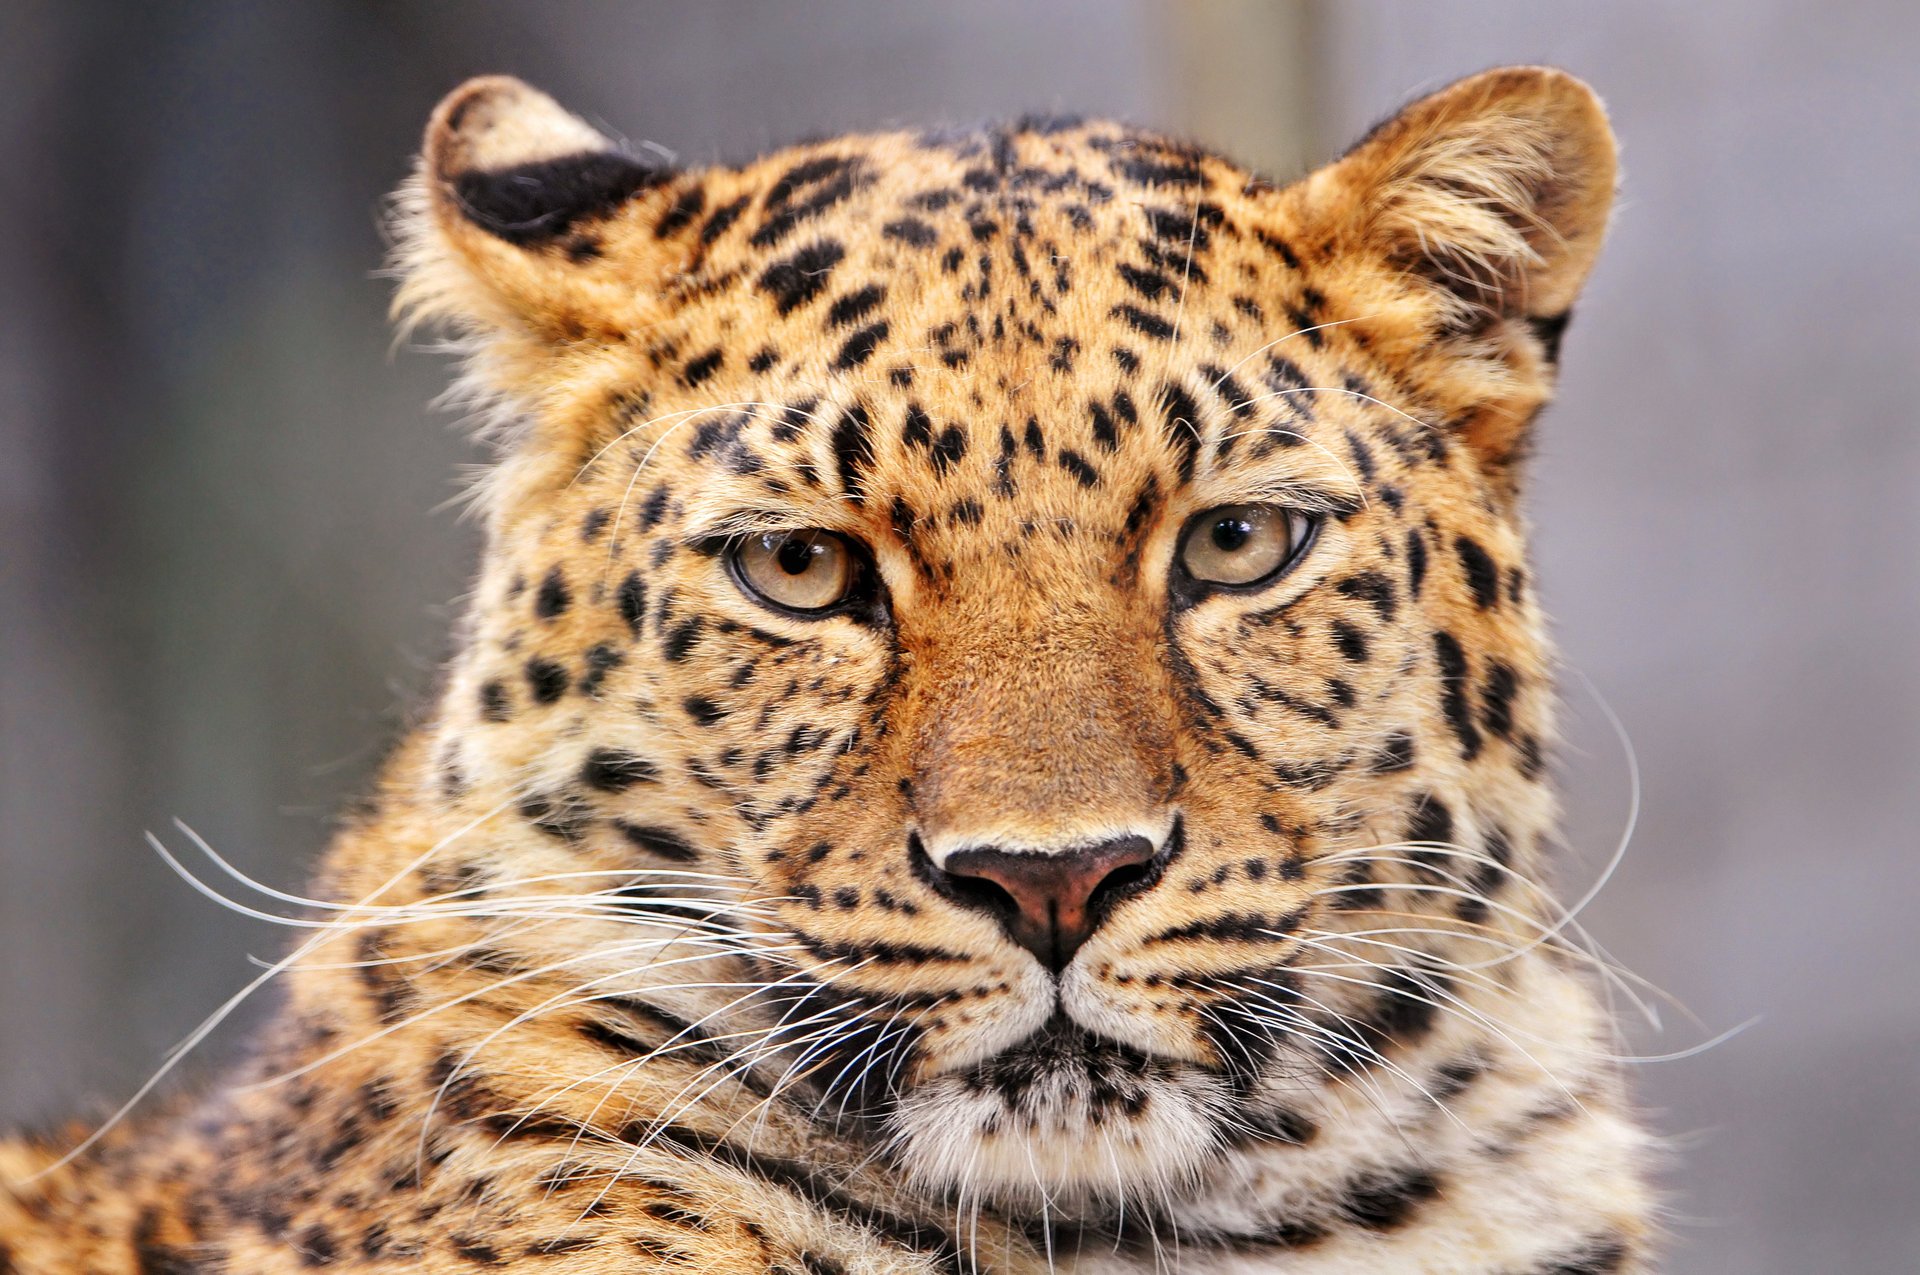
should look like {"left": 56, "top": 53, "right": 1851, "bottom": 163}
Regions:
{"left": 731, "top": 530, "right": 857, "bottom": 613}
{"left": 1178, "top": 504, "right": 1314, "bottom": 588}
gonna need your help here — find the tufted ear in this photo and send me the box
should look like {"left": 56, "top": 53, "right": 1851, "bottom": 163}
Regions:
{"left": 1290, "top": 67, "right": 1617, "bottom": 491}
{"left": 392, "top": 75, "right": 677, "bottom": 345}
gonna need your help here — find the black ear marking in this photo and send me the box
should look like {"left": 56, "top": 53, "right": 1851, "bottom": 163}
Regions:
{"left": 452, "top": 152, "right": 672, "bottom": 247}
{"left": 1526, "top": 310, "right": 1571, "bottom": 366}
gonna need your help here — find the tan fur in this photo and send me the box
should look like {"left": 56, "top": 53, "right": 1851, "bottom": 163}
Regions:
{"left": 3, "top": 67, "right": 1653, "bottom": 1273}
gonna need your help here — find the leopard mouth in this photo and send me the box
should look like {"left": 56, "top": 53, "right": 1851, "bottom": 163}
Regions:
{"left": 960, "top": 1011, "right": 1158, "bottom": 1108}
{"left": 887, "top": 1010, "right": 1233, "bottom": 1206}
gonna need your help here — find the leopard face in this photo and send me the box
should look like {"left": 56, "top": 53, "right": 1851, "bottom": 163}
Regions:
{"left": 396, "top": 70, "right": 1614, "bottom": 1212}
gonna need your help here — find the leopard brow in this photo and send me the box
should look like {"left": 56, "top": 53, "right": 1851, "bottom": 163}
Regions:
{"left": 677, "top": 502, "right": 862, "bottom": 545}
{"left": 1202, "top": 478, "right": 1365, "bottom": 519}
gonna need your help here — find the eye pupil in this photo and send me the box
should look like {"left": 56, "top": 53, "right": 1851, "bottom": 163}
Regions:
{"left": 1211, "top": 518, "right": 1253, "bottom": 552}
{"left": 776, "top": 536, "right": 814, "bottom": 576}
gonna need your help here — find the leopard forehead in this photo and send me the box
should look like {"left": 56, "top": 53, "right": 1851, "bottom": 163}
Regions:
{"left": 454, "top": 116, "right": 1378, "bottom": 545}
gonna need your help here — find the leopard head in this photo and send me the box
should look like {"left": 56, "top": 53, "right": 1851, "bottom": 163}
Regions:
{"left": 390, "top": 67, "right": 1615, "bottom": 1211}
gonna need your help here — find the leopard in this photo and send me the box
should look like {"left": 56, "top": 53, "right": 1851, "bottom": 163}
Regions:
{"left": 1, "top": 65, "right": 1655, "bottom": 1273}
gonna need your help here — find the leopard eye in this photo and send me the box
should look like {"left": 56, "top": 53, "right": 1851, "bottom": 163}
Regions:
{"left": 731, "top": 530, "right": 857, "bottom": 614}
{"left": 1178, "top": 504, "right": 1314, "bottom": 588}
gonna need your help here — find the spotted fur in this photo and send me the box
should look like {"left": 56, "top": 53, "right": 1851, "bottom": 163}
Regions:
{"left": 2, "top": 67, "right": 1653, "bottom": 1272}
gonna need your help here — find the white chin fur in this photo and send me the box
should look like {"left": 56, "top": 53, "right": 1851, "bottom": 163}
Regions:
{"left": 888, "top": 1059, "right": 1229, "bottom": 1208}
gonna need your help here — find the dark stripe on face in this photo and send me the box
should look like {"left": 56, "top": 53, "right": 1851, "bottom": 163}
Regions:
{"left": 1112, "top": 303, "right": 1175, "bottom": 340}
{"left": 1432, "top": 631, "right": 1482, "bottom": 760}
{"left": 639, "top": 1125, "right": 966, "bottom": 1274}
{"left": 583, "top": 749, "right": 659, "bottom": 792}
{"left": 612, "top": 822, "right": 698, "bottom": 862}
{"left": 830, "top": 403, "right": 874, "bottom": 500}
{"left": 1339, "top": 1166, "right": 1441, "bottom": 1230}
{"left": 1158, "top": 382, "right": 1203, "bottom": 481}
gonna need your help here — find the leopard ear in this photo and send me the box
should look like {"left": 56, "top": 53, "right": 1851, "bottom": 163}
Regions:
{"left": 392, "top": 75, "right": 677, "bottom": 343}
{"left": 1292, "top": 67, "right": 1617, "bottom": 489}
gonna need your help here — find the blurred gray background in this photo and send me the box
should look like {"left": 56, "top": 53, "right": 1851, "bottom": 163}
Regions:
{"left": 3, "top": 3, "right": 1915, "bottom": 1269}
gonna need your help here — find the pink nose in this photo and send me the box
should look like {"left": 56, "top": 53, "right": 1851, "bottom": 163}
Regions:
{"left": 936, "top": 835, "right": 1161, "bottom": 971}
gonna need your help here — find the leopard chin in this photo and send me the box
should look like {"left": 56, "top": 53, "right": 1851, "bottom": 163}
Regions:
{"left": 888, "top": 1014, "right": 1232, "bottom": 1207}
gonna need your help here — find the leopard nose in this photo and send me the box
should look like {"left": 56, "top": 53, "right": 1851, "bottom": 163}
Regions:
{"left": 935, "top": 835, "right": 1161, "bottom": 972}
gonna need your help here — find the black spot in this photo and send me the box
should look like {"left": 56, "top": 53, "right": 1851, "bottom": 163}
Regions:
{"left": 826, "top": 284, "right": 886, "bottom": 329}
{"left": 682, "top": 347, "right": 724, "bottom": 389}
{"left": 1528, "top": 310, "right": 1573, "bottom": 366}
{"left": 1330, "top": 620, "right": 1370, "bottom": 663}
{"left": 1405, "top": 529, "right": 1429, "bottom": 597}
{"left": 1112, "top": 346, "right": 1141, "bottom": 373}
{"left": 479, "top": 680, "right": 511, "bottom": 723}
{"left": 684, "top": 696, "right": 726, "bottom": 727}
{"left": 1116, "top": 261, "right": 1173, "bottom": 300}
{"left": 1433, "top": 631, "right": 1482, "bottom": 760}
{"left": 931, "top": 425, "right": 968, "bottom": 474}
{"left": 1089, "top": 401, "right": 1119, "bottom": 451}
{"left": 1256, "top": 228, "right": 1300, "bottom": 269}
{"left": 653, "top": 185, "right": 705, "bottom": 238}
{"left": 1428, "top": 1055, "right": 1485, "bottom": 1102}
{"left": 902, "top": 403, "right": 934, "bottom": 450}
{"left": 833, "top": 320, "right": 889, "bottom": 370}
{"left": 1112, "top": 303, "right": 1174, "bottom": 340}
{"left": 1115, "top": 154, "right": 1205, "bottom": 187}
{"left": 1517, "top": 731, "right": 1547, "bottom": 779}
{"left": 535, "top": 568, "right": 571, "bottom": 619}
{"left": 526, "top": 658, "right": 569, "bottom": 704}
{"left": 1243, "top": 1103, "right": 1318, "bottom": 1146}
{"left": 1405, "top": 794, "right": 1453, "bottom": 850}
{"left": 688, "top": 412, "right": 746, "bottom": 461}
{"left": 617, "top": 572, "right": 648, "bottom": 633}
{"left": 757, "top": 239, "right": 846, "bottom": 314}
{"left": 1142, "top": 202, "right": 1222, "bottom": 250}
{"left": 580, "top": 508, "right": 611, "bottom": 541}
{"left": 748, "top": 347, "right": 779, "bottom": 375}
{"left": 452, "top": 151, "right": 668, "bottom": 247}
{"left": 451, "top": 1235, "right": 503, "bottom": 1264}
{"left": 1342, "top": 1167, "right": 1441, "bottom": 1230}
{"left": 699, "top": 193, "right": 750, "bottom": 244}
{"left": 1455, "top": 536, "right": 1500, "bottom": 609}
{"left": 1023, "top": 417, "right": 1046, "bottom": 458}
{"left": 584, "top": 749, "right": 658, "bottom": 792}
{"left": 1482, "top": 660, "right": 1520, "bottom": 739}
{"left": 663, "top": 616, "right": 705, "bottom": 662}
{"left": 883, "top": 217, "right": 938, "bottom": 247}
{"left": 637, "top": 486, "right": 671, "bottom": 531}
{"left": 1057, "top": 450, "right": 1100, "bottom": 488}
{"left": 1371, "top": 732, "right": 1416, "bottom": 774}
{"left": 579, "top": 644, "right": 623, "bottom": 696}
{"left": 1335, "top": 572, "right": 1397, "bottom": 623}
{"left": 752, "top": 155, "right": 862, "bottom": 248}
{"left": 613, "top": 823, "right": 698, "bottom": 862}
{"left": 297, "top": 1223, "right": 337, "bottom": 1265}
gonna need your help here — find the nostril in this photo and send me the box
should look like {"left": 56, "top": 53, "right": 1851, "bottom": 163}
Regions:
{"left": 920, "top": 830, "right": 1168, "bottom": 972}
{"left": 1089, "top": 857, "right": 1150, "bottom": 904}
{"left": 943, "top": 869, "right": 1020, "bottom": 921}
